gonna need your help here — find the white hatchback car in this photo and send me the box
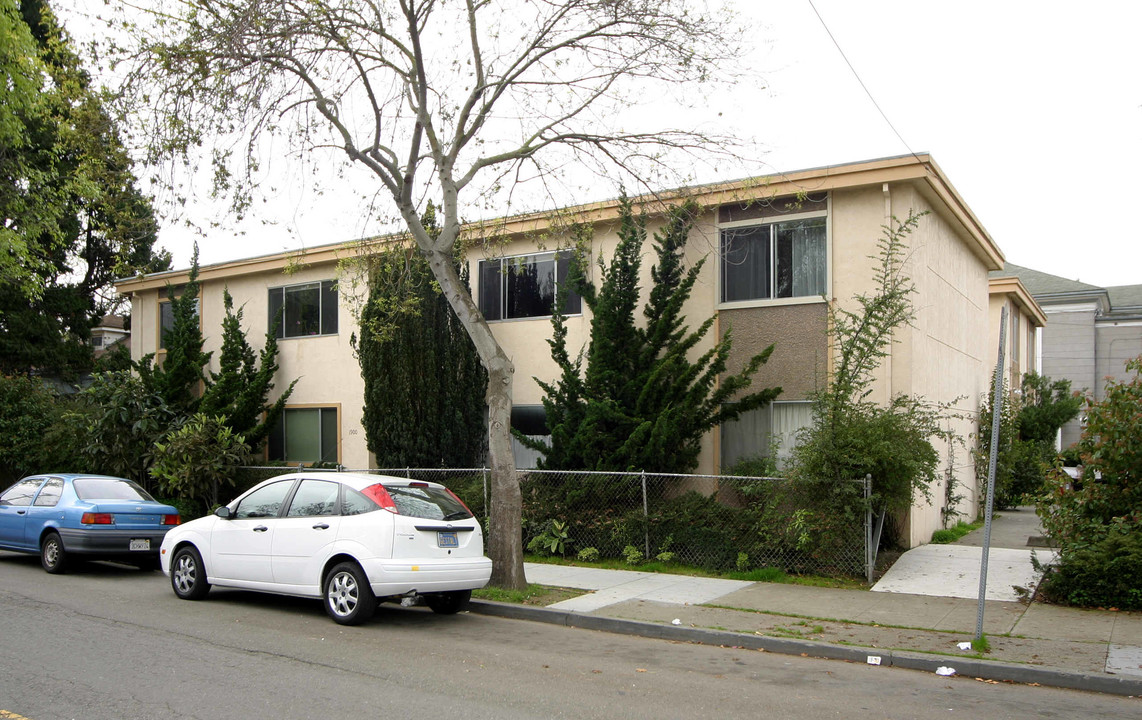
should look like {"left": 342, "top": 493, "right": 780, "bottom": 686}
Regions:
{"left": 160, "top": 473, "right": 492, "bottom": 625}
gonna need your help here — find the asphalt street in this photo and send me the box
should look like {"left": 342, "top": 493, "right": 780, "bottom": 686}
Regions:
{"left": 1, "top": 553, "right": 1139, "bottom": 720}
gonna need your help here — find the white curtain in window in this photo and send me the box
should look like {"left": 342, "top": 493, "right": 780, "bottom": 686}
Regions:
{"left": 771, "top": 402, "right": 814, "bottom": 468}
{"left": 791, "top": 224, "right": 826, "bottom": 297}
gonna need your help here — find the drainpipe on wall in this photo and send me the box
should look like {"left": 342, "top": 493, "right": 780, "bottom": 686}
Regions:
{"left": 882, "top": 183, "right": 893, "bottom": 397}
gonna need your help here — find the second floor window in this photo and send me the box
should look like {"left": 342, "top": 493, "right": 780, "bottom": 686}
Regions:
{"left": 478, "top": 251, "right": 582, "bottom": 321}
{"left": 269, "top": 280, "right": 338, "bottom": 338}
{"left": 721, "top": 216, "right": 827, "bottom": 303}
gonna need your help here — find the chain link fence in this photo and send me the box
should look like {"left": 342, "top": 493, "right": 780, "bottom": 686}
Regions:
{"left": 229, "top": 465, "right": 873, "bottom": 578}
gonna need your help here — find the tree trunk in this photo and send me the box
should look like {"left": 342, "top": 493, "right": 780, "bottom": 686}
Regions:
{"left": 423, "top": 246, "right": 526, "bottom": 590}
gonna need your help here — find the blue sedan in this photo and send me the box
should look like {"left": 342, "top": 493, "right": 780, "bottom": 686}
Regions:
{"left": 0, "top": 474, "right": 180, "bottom": 573}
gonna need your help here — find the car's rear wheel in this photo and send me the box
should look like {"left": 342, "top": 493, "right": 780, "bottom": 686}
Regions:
{"left": 423, "top": 589, "right": 471, "bottom": 615}
{"left": 324, "top": 562, "right": 376, "bottom": 626}
{"left": 171, "top": 546, "right": 211, "bottom": 600}
{"left": 40, "top": 532, "right": 67, "bottom": 574}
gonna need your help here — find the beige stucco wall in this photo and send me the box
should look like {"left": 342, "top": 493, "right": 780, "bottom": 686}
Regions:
{"left": 130, "top": 260, "right": 370, "bottom": 469}
{"left": 121, "top": 161, "right": 1004, "bottom": 550}
{"left": 468, "top": 209, "right": 722, "bottom": 472}
{"left": 891, "top": 184, "right": 990, "bottom": 546}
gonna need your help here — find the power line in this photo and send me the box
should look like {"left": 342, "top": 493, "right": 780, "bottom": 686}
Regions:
{"left": 806, "top": 0, "right": 922, "bottom": 161}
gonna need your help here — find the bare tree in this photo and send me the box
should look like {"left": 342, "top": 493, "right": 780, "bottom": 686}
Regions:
{"left": 110, "top": 0, "right": 750, "bottom": 588}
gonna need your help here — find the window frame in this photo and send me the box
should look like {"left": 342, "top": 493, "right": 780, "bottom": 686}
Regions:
{"left": 478, "top": 250, "right": 583, "bottom": 322}
{"left": 717, "top": 208, "right": 830, "bottom": 309}
{"left": 268, "top": 279, "right": 339, "bottom": 340}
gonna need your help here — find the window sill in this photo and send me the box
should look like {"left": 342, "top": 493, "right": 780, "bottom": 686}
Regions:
{"left": 277, "top": 332, "right": 340, "bottom": 341}
{"left": 717, "top": 295, "right": 827, "bottom": 312}
{"left": 485, "top": 313, "right": 584, "bottom": 324}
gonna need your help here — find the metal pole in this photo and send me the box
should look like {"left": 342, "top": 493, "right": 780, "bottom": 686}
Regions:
{"left": 977, "top": 304, "right": 1007, "bottom": 640}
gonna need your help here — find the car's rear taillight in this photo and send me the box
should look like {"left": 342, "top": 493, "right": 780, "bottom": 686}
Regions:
{"left": 81, "top": 512, "right": 114, "bottom": 525}
{"left": 363, "top": 484, "right": 399, "bottom": 513}
{"left": 162, "top": 514, "right": 181, "bottom": 525}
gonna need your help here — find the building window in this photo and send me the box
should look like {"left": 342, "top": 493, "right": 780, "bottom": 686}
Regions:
{"left": 720, "top": 401, "right": 813, "bottom": 471}
{"left": 478, "top": 251, "right": 582, "bottom": 321}
{"left": 721, "top": 217, "right": 826, "bottom": 303}
{"left": 268, "top": 407, "right": 339, "bottom": 464}
{"left": 269, "top": 280, "right": 338, "bottom": 339}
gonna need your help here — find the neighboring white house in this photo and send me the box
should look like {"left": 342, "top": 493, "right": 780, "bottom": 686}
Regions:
{"left": 116, "top": 153, "right": 1030, "bottom": 548}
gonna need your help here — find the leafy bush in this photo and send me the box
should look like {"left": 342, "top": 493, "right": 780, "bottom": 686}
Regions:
{"left": 77, "top": 371, "right": 174, "bottom": 488}
{"left": 1039, "top": 528, "right": 1142, "bottom": 609}
{"left": 622, "top": 545, "right": 644, "bottom": 565}
{"left": 526, "top": 519, "right": 574, "bottom": 557}
{"left": 0, "top": 375, "right": 62, "bottom": 482}
{"left": 1037, "top": 356, "right": 1142, "bottom": 608}
{"left": 151, "top": 413, "right": 253, "bottom": 508}
{"left": 577, "top": 547, "right": 600, "bottom": 563}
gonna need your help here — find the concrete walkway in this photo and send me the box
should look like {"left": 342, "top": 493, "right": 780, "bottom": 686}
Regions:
{"left": 872, "top": 507, "right": 1055, "bottom": 601}
{"left": 480, "top": 509, "right": 1142, "bottom": 695}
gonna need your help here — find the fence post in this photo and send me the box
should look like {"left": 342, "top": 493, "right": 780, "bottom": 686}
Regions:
{"left": 482, "top": 467, "right": 488, "bottom": 522}
{"left": 865, "top": 474, "right": 873, "bottom": 585}
{"left": 641, "top": 471, "right": 650, "bottom": 560}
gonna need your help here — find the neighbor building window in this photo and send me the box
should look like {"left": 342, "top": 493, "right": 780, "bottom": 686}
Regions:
{"left": 478, "top": 251, "right": 582, "bottom": 320}
{"left": 268, "top": 407, "right": 339, "bottom": 464}
{"left": 269, "top": 280, "right": 338, "bottom": 338}
{"left": 721, "top": 217, "right": 827, "bottom": 303}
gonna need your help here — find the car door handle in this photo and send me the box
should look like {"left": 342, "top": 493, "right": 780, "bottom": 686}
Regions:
{"left": 312, "top": 523, "right": 329, "bottom": 530}
{"left": 253, "top": 525, "right": 268, "bottom": 532}
{"left": 16, "top": 510, "right": 26, "bottom": 515}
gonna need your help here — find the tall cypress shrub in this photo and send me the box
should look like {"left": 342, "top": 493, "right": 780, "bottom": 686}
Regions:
{"left": 524, "top": 197, "right": 781, "bottom": 474}
{"left": 357, "top": 205, "right": 487, "bottom": 467}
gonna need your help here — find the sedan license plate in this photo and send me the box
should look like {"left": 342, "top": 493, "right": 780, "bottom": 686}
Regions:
{"left": 129, "top": 539, "right": 150, "bottom": 552}
{"left": 437, "top": 532, "right": 458, "bottom": 548}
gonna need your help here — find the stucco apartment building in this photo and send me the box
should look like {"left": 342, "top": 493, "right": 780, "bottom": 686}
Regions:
{"left": 993, "top": 263, "right": 1142, "bottom": 448}
{"left": 116, "top": 154, "right": 1041, "bottom": 547}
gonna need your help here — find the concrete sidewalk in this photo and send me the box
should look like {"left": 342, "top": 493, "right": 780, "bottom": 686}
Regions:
{"left": 469, "top": 510, "right": 1142, "bottom": 695}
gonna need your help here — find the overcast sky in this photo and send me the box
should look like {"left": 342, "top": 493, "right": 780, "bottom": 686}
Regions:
{"left": 100, "top": 1, "right": 1141, "bottom": 289}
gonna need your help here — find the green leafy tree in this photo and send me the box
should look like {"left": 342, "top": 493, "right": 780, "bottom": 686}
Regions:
{"left": 198, "top": 289, "right": 296, "bottom": 452}
{"left": 525, "top": 198, "right": 781, "bottom": 474}
{"left": 76, "top": 371, "right": 174, "bottom": 487}
{"left": 787, "top": 212, "right": 950, "bottom": 529}
{"left": 976, "top": 370, "right": 1081, "bottom": 509}
{"left": 1038, "top": 356, "right": 1142, "bottom": 608}
{"left": 151, "top": 413, "right": 254, "bottom": 511}
{"left": 1017, "top": 371, "right": 1082, "bottom": 445}
{"left": 0, "top": 374, "right": 58, "bottom": 482}
{"left": 356, "top": 204, "right": 487, "bottom": 468}
{"left": 0, "top": 0, "right": 169, "bottom": 378}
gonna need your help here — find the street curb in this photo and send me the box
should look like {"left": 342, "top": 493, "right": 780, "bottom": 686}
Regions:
{"left": 469, "top": 600, "right": 1142, "bottom": 697}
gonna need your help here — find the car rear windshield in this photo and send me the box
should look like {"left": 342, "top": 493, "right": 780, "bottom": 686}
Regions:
{"left": 384, "top": 484, "right": 472, "bottom": 521}
{"left": 74, "top": 478, "right": 156, "bottom": 502}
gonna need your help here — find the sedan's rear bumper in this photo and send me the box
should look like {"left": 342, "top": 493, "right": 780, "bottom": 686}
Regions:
{"left": 58, "top": 528, "right": 171, "bottom": 556}
{"left": 363, "top": 556, "right": 493, "bottom": 597}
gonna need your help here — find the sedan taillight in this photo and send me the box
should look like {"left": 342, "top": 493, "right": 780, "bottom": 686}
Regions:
{"left": 362, "top": 484, "right": 399, "bottom": 513}
{"left": 162, "top": 514, "right": 181, "bottom": 525}
{"left": 81, "top": 512, "right": 114, "bottom": 525}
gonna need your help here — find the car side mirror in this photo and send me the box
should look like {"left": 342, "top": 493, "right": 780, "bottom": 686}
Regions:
{"left": 214, "top": 506, "right": 232, "bottom": 520}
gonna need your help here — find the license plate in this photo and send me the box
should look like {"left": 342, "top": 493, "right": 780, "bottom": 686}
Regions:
{"left": 129, "top": 539, "right": 150, "bottom": 551}
{"left": 437, "top": 532, "right": 458, "bottom": 548}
